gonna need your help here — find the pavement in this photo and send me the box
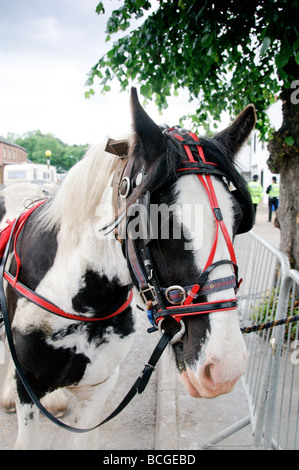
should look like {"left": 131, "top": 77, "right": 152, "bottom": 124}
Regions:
{"left": 0, "top": 203, "right": 281, "bottom": 450}
{"left": 250, "top": 203, "right": 280, "bottom": 250}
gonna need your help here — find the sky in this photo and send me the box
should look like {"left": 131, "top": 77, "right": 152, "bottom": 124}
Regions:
{"left": 0, "top": 0, "right": 282, "bottom": 146}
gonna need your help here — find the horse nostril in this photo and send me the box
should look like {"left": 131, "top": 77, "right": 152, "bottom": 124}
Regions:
{"left": 204, "top": 363, "right": 213, "bottom": 381}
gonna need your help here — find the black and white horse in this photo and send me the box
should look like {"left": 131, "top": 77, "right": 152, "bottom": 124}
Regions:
{"left": 0, "top": 88, "right": 255, "bottom": 449}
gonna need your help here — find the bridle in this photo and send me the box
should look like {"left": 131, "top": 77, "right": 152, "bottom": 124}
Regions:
{"left": 108, "top": 128, "right": 242, "bottom": 341}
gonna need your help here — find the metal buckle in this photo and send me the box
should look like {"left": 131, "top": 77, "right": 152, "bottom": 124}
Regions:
{"left": 165, "top": 285, "right": 186, "bottom": 305}
{"left": 119, "top": 176, "right": 131, "bottom": 198}
{"left": 158, "top": 319, "right": 186, "bottom": 344}
{"left": 139, "top": 284, "right": 158, "bottom": 305}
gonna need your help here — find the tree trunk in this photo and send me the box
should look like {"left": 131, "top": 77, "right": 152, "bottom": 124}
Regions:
{"left": 267, "top": 83, "right": 299, "bottom": 269}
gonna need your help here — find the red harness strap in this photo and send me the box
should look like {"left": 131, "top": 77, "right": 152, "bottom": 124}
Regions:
{"left": 173, "top": 131, "right": 236, "bottom": 268}
{"left": 154, "top": 130, "right": 238, "bottom": 324}
{"left": 0, "top": 200, "right": 46, "bottom": 260}
{"left": 1, "top": 202, "right": 133, "bottom": 322}
{"left": 3, "top": 270, "right": 133, "bottom": 321}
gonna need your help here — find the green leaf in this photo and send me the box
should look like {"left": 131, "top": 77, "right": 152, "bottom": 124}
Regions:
{"left": 285, "top": 136, "right": 295, "bottom": 146}
{"left": 275, "top": 51, "right": 291, "bottom": 69}
{"left": 107, "top": 49, "right": 115, "bottom": 59}
{"left": 119, "top": 21, "right": 130, "bottom": 31}
{"left": 178, "top": 0, "right": 186, "bottom": 9}
{"left": 135, "top": 0, "right": 146, "bottom": 8}
{"left": 140, "top": 83, "right": 151, "bottom": 98}
{"left": 295, "top": 50, "right": 299, "bottom": 66}
{"left": 260, "top": 37, "right": 271, "bottom": 56}
{"left": 95, "top": 2, "right": 104, "bottom": 14}
{"left": 201, "top": 33, "right": 213, "bottom": 48}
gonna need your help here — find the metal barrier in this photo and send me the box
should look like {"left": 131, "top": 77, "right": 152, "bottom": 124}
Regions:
{"left": 203, "top": 230, "right": 299, "bottom": 450}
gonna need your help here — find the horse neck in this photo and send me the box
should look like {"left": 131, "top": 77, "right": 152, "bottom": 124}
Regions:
{"left": 57, "top": 174, "right": 131, "bottom": 287}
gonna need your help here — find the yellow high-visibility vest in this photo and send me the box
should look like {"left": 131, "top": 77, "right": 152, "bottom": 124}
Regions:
{"left": 248, "top": 181, "right": 263, "bottom": 204}
{"left": 268, "top": 183, "right": 280, "bottom": 198}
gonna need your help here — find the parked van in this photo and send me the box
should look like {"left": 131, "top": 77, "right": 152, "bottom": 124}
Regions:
{"left": 3, "top": 163, "right": 57, "bottom": 185}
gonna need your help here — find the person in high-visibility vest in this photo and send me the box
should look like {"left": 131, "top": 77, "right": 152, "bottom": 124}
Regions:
{"left": 248, "top": 175, "right": 263, "bottom": 222}
{"left": 266, "top": 176, "right": 280, "bottom": 222}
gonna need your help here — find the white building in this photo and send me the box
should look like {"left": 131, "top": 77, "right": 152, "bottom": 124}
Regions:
{"left": 3, "top": 162, "right": 57, "bottom": 186}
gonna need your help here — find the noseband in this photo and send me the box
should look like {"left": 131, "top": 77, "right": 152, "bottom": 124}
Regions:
{"left": 108, "top": 129, "right": 241, "bottom": 339}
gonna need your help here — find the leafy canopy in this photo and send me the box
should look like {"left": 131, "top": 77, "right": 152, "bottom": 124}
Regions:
{"left": 87, "top": 0, "right": 299, "bottom": 140}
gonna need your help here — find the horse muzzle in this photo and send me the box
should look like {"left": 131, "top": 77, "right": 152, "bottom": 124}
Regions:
{"left": 180, "top": 367, "right": 242, "bottom": 398}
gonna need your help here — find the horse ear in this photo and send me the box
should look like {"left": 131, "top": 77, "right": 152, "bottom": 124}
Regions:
{"left": 214, "top": 105, "right": 256, "bottom": 159}
{"left": 130, "top": 87, "right": 164, "bottom": 168}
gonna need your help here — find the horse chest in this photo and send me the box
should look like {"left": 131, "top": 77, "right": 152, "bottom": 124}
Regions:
{"left": 11, "top": 260, "right": 135, "bottom": 389}
{"left": 47, "top": 322, "right": 135, "bottom": 386}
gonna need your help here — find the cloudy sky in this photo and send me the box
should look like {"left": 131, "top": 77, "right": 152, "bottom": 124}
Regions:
{"left": 0, "top": 0, "right": 282, "bottom": 146}
{"left": 0, "top": 0, "right": 194, "bottom": 145}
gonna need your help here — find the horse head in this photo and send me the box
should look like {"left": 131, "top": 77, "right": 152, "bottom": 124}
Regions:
{"left": 115, "top": 88, "right": 255, "bottom": 399}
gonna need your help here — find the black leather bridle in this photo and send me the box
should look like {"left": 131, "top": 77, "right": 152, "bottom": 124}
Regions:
{"left": 114, "top": 129, "right": 242, "bottom": 341}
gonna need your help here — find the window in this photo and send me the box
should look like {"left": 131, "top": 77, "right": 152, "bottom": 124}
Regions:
{"left": 3, "top": 148, "right": 6, "bottom": 159}
{"left": 7, "top": 171, "right": 27, "bottom": 179}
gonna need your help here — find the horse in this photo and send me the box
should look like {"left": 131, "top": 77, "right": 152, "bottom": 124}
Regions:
{"left": 0, "top": 182, "right": 66, "bottom": 417}
{"left": 0, "top": 182, "right": 58, "bottom": 230}
{"left": 0, "top": 88, "right": 255, "bottom": 449}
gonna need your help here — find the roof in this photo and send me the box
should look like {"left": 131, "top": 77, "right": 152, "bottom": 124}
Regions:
{"left": 0, "top": 136, "right": 27, "bottom": 153}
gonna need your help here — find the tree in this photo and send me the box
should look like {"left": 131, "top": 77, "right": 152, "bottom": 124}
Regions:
{"left": 86, "top": 0, "right": 299, "bottom": 269}
{"left": 14, "top": 131, "right": 88, "bottom": 172}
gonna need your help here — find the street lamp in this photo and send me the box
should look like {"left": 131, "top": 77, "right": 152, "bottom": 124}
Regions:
{"left": 45, "top": 150, "right": 52, "bottom": 170}
{"left": 45, "top": 150, "right": 52, "bottom": 182}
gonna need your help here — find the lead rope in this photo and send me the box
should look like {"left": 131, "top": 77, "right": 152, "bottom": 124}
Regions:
{"left": 240, "top": 313, "right": 299, "bottom": 334}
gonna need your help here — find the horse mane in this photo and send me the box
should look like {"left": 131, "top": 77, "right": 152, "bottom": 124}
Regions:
{"left": 39, "top": 139, "right": 120, "bottom": 234}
